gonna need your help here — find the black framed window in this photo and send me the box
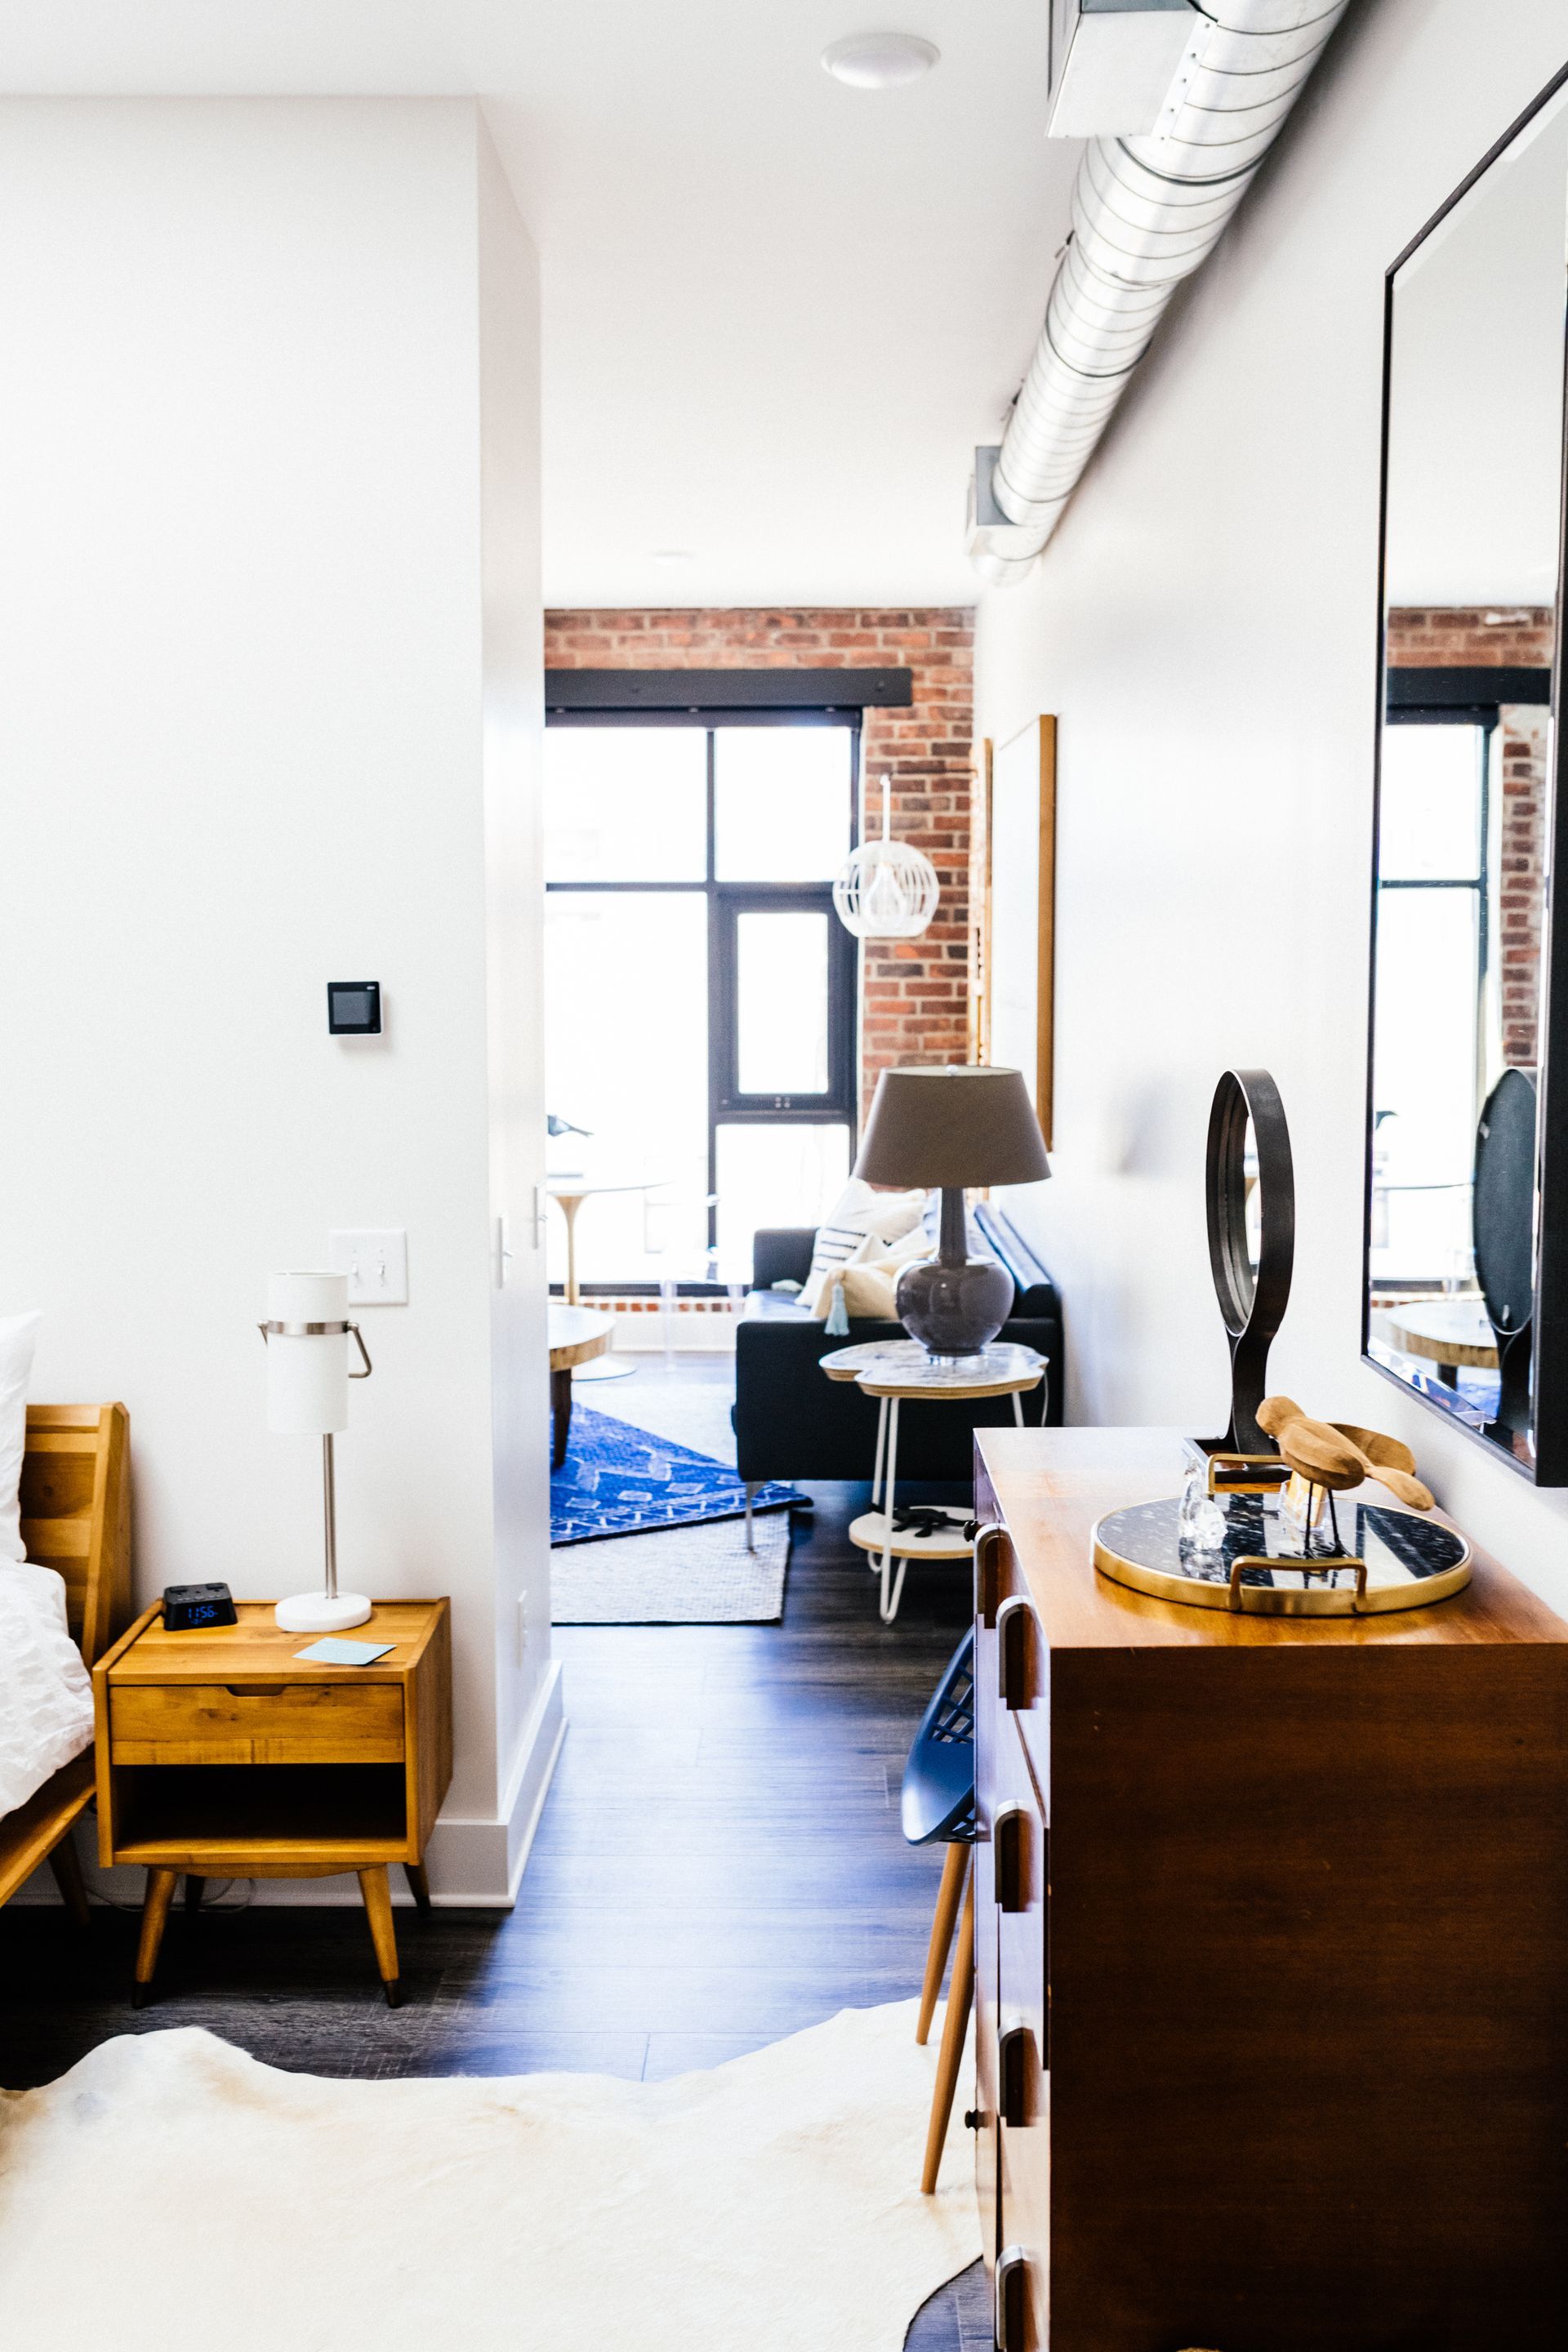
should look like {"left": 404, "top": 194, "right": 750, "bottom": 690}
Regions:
{"left": 542, "top": 707, "right": 862, "bottom": 1289}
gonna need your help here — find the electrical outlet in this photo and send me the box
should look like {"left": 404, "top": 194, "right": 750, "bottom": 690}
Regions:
{"left": 328, "top": 1229, "right": 408, "bottom": 1306}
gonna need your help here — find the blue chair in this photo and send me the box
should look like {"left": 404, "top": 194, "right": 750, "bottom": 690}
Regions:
{"left": 902, "top": 1629, "right": 976, "bottom": 2192}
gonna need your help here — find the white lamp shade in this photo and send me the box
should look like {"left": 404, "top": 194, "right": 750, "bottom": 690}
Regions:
{"left": 265, "top": 1269, "right": 350, "bottom": 1434}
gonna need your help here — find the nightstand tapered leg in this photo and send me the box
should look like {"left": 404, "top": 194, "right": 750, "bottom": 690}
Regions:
{"left": 47, "top": 1829, "right": 91, "bottom": 1929}
{"left": 133, "top": 1868, "right": 178, "bottom": 2007}
{"left": 359, "top": 1865, "right": 403, "bottom": 2006}
{"left": 405, "top": 1861, "right": 433, "bottom": 1914}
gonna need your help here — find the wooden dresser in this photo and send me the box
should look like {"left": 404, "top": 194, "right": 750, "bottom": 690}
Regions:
{"left": 971, "top": 1426, "right": 1568, "bottom": 2352}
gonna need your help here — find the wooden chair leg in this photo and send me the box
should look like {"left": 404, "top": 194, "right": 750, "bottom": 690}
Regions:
{"left": 921, "top": 1869, "right": 975, "bottom": 2194}
{"left": 47, "top": 1829, "right": 91, "bottom": 1930}
{"left": 132, "top": 1867, "right": 178, "bottom": 2007}
{"left": 551, "top": 1366, "right": 572, "bottom": 1470}
{"left": 916, "top": 1842, "right": 969, "bottom": 2046}
{"left": 184, "top": 1874, "right": 206, "bottom": 1917}
{"left": 359, "top": 1864, "right": 403, "bottom": 2007}
{"left": 405, "top": 1860, "right": 433, "bottom": 1914}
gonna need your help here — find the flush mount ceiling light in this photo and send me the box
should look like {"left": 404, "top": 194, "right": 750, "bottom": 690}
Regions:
{"left": 821, "top": 31, "right": 940, "bottom": 90}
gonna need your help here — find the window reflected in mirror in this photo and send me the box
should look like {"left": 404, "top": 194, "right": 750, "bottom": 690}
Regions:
{"left": 1365, "top": 77, "right": 1566, "bottom": 1472}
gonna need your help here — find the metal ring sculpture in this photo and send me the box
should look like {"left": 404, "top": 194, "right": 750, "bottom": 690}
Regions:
{"left": 1205, "top": 1068, "right": 1294, "bottom": 1454}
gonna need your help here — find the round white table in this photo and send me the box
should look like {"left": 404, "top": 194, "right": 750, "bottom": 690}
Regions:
{"left": 546, "top": 1176, "right": 662, "bottom": 1382}
{"left": 819, "top": 1340, "right": 1049, "bottom": 1623}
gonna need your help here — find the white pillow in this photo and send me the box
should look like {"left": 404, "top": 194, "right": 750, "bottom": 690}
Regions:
{"left": 0, "top": 1311, "right": 41, "bottom": 1563}
{"left": 804, "top": 1181, "right": 928, "bottom": 1316}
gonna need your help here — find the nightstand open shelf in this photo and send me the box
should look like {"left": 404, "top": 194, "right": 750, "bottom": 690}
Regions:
{"left": 109, "top": 1765, "right": 411, "bottom": 1864}
{"left": 93, "top": 1599, "right": 452, "bottom": 2007}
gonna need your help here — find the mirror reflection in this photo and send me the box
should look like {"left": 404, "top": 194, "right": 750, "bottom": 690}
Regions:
{"left": 1366, "top": 83, "right": 1567, "bottom": 1467}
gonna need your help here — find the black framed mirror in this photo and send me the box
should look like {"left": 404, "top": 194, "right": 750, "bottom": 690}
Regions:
{"left": 1364, "top": 65, "right": 1568, "bottom": 1481}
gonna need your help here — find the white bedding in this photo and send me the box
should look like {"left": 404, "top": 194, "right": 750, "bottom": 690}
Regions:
{"left": 0, "top": 1561, "right": 94, "bottom": 1820}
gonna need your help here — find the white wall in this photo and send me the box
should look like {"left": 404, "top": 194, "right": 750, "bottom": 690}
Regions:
{"left": 975, "top": 1, "right": 1568, "bottom": 1606}
{"left": 0, "top": 98, "right": 558, "bottom": 1901}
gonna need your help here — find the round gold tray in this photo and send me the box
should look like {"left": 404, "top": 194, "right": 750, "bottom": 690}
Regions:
{"left": 1093, "top": 1494, "right": 1472, "bottom": 1617}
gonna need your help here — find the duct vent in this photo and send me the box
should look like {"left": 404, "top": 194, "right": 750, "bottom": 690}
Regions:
{"left": 1048, "top": 0, "right": 1200, "bottom": 140}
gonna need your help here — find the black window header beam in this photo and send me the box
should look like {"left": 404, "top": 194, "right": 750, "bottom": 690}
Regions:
{"left": 546, "top": 666, "right": 912, "bottom": 715}
{"left": 1386, "top": 664, "right": 1552, "bottom": 718}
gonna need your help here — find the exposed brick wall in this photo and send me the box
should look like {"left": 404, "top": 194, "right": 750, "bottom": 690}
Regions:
{"left": 1387, "top": 608, "right": 1554, "bottom": 1068}
{"left": 544, "top": 608, "right": 974, "bottom": 1116}
{"left": 1385, "top": 608, "right": 1554, "bottom": 670}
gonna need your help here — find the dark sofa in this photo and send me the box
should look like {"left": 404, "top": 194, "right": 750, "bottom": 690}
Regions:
{"left": 733, "top": 1200, "right": 1063, "bottom": 1487}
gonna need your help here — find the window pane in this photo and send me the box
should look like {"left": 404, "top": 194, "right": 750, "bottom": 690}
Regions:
{"left": 714, "top": 728, "right": 852, "bottom": 881}
{"left": 544, "top": 728, "right": 706, "bottom": 882}
{"left": 544, "top": 892, "right": 709, "bottom": 1284}
{"left": 1370, "top": 884, "right": 1480, "bottom": 1282}
{"left": 1379, "top": 725, "right": 1484, "bottom": 880}
{"left": 715, "top": 1125, "right": 853, "bottom": 1281}
{"left": 737, "top": 911, "right": 829, "bottom": 1094}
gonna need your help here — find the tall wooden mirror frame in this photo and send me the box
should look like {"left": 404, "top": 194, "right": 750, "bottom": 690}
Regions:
{"left": 1361, "top": 62, "right": 1568, "bottom": 1485}
{"left": 983, "top": 716, "right": 1057, "bottom": 1150}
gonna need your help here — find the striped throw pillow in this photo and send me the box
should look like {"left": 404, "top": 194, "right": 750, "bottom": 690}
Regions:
{"left": 803, "top": 1182, "right": 928, "bottom": 1316}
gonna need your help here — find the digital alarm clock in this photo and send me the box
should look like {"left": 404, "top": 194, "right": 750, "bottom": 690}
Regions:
{"left": 162, "top": 1581, "right": 238, "bottom": 1631}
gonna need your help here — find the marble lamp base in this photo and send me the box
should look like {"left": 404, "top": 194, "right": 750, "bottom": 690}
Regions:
{"left": 274, "top": 1589, "right": 374, "bottom": 1634}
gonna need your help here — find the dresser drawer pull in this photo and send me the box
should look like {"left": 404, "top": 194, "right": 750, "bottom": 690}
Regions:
{"left": 997, "top": 1597, "right": 1034, "bottom": 1710}
{"left": 999, "top": 2026, "right": 1037, "bottom": 2129}
{"left": 225, "top": 1686, "right": 285, "bottom": 1698}
{"left": 973, "top": 1522, "right": 1008, "bottom": 1628}
{"left": 996, "top": 2246, "right": 1029, "bottom": 2352}
{"left": 996, "top": 1802, "right": 1028, "bottom": 1913}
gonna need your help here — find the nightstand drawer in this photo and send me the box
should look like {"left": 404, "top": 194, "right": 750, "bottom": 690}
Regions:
{"left": 110, "top": 1681, "right": 405, "bottom": 1766}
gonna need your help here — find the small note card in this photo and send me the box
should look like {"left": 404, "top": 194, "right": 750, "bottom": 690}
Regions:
{"left": 295, "top": 1637, "right": 395, "bottom": 1667}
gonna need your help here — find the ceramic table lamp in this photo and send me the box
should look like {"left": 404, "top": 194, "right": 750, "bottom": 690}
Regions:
{"left": 853, "top": 1064, "right": 1050, "bottom": 1359}
{"left": 260, "top": 1270, "right": 374, "bottom": 1633}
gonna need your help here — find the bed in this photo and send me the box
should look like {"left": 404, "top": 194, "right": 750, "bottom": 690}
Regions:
{"left": 0, "top": 1405, "right": 131, "bottom": 1919}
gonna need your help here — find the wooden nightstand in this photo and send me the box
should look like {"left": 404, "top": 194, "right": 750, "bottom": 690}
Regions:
{"left": 92, "top": 1598, "right": 452, "bottom": 2008}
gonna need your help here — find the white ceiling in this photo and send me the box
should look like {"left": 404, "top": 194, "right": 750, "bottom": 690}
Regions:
{"left": 0, "top": 2, "right": 1079, "bottom": 609}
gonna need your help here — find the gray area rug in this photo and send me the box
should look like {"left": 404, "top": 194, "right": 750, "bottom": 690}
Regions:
{"left": 550, "top": 1509, "right": 791, "bottom": 1624}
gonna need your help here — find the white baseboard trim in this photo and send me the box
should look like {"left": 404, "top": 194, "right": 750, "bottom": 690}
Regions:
{"left": 10, "top": 1659, "right": 568, "bottom": 1912}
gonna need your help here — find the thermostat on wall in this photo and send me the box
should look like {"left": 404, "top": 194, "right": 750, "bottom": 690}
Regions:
{"left": 327, "top": 981, "right": 381, "bottom": 1036}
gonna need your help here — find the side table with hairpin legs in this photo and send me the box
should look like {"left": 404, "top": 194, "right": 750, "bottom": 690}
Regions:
{"left": 819, "top": 1342, "right": 1047, "bottom": 1623}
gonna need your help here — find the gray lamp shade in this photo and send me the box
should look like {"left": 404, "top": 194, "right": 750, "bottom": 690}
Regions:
{"left": 854, "top": 1065, "right": 1051, "bottom": 1190}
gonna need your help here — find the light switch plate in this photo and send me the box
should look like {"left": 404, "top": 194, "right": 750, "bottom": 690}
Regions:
{"left": 328, "top": 1228, "right": 408, "bottom": 1306}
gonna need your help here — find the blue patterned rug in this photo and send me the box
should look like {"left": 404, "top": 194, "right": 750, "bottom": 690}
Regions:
{"left": 551, "top": 1405, "right": 804, "bottom": 1547}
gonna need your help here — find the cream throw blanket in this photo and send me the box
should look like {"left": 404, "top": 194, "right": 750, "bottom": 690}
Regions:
{"left": 0, "top": 2001, "right": 981, "bottom": 2350}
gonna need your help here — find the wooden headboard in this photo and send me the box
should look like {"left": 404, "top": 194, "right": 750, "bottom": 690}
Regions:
{"left": 20, "top": 1405, "right": 131, "bottom": 1666}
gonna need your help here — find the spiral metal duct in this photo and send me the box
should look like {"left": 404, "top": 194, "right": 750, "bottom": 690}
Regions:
{"left": 971, "top": 0, "right": 1350, "bottom": 583}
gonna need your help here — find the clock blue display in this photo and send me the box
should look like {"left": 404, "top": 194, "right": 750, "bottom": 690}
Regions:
{"left": 162, "top": 1581, "right": 238, "bottom": 1631}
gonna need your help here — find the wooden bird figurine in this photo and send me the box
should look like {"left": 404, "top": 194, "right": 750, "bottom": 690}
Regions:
{"left": 1258, "top": 1396, "right": 1435, "bottom": 1512}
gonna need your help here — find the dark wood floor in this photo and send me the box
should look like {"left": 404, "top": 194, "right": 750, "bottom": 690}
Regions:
{"left": 0, "top": 1358, "right": 988, "bottom": 2348}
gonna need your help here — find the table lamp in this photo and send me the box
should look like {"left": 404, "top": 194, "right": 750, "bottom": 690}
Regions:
{"left": 260, "top": 1270, "right": 375, "bottom": 1633}
{"left": 853, "top": 1065, "right": 1050, "bottom": 1359}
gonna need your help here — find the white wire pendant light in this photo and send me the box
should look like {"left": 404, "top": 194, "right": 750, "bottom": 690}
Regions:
{"left": 832, "top": 775, "right": 939, "bottom": 941}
